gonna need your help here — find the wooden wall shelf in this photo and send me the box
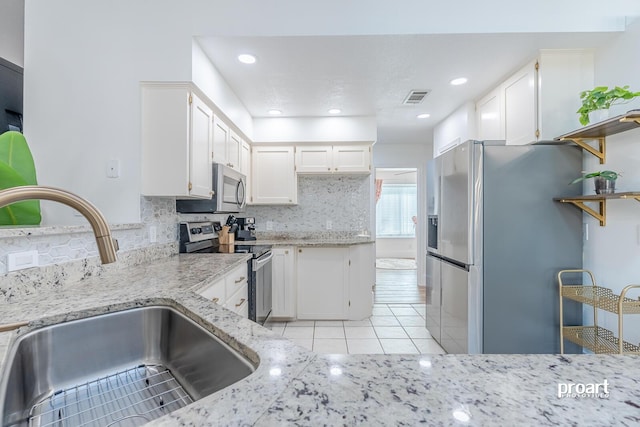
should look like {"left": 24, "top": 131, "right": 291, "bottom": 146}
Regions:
{"left": 551, "top": 110, "right": 640, "bottom": 164}
{"left": 553, "top": 192, "right": 640, "bottom": 226}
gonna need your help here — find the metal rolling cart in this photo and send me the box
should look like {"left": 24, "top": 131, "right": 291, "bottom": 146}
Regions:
{"left": 558, "top": 269, "right": 640, "bottom": 354}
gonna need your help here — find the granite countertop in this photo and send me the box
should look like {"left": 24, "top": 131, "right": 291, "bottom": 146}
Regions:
{"left": 1, "top": 254, "right": 640, "bottom": 426}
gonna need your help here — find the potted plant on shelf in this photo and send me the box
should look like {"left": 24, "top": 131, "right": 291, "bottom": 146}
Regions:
{"left": 577, "top": 85, "right": 640, "bottom": 126}
{"left": 570, "top": 170, "right": 620, "bottom": 195}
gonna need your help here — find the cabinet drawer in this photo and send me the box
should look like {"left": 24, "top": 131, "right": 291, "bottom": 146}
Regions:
{"left": 225, "top": 265, "right": 248, "bottom": 296}
{"left": 225, "top": 283, "right": 248, "bottom": 315}
{"left": 197, "top": 279, "right": 225, "bottom": 305}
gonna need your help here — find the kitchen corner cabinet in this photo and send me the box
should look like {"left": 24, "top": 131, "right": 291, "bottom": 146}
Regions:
{"left": 295, "top": 145, "right": 371, "bottom": 174}
{"left": 197, "top": 263, "right": 249, "bottom": 318}
{"left": 271, "top": 247, "right": 296, "bottom": 319}
{"left": 141, "top": 83, "right": 213, "bottom": 199}
{"left": 476, "top": 87, "right": 504, "bottom": 141}
{"left": 559, "top": 269, "right": 640, "bottom": 354}
{"left": 501, "top": 50, "right": 594, "bottom": 145}
{"left": 250, "top": 146, "right": 297, "bottom": 205}
{"left": 297, "top": 247, "right": 349, "bottom": 320}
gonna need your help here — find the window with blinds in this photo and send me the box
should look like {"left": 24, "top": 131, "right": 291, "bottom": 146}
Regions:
{"left": 376, "top": 184, "right": 417, "bottom": 237}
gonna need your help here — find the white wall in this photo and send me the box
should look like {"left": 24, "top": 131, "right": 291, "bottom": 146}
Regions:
{"left": 192, "top": 40, "right": 253, "bottom": 140}
{"left": 253, "top": 116, "right": 377, "bottom": 143}
{"left": 376, "top": 238, "right": 416, "bottom": 259}
{"left": 373, "top": 143, "right": 431, "bottom": 286}
{"left": 582, "top": 17, "right": 640, "bottom": 345}
{"left": 0, "top": 0, "right": 23, "bottom": 66}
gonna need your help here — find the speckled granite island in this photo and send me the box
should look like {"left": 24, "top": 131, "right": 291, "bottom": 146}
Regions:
{"left": 1, "top": 254, "right": 639, "bottom": 426}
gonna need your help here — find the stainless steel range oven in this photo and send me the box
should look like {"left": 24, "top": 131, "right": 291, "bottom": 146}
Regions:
{"left": 179, "top": 221, "right": 272, "bottom": 325}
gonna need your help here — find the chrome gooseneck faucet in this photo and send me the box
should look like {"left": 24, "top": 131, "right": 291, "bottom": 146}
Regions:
{"left": 0, "top": 186, "right": 118, "bottom": 264}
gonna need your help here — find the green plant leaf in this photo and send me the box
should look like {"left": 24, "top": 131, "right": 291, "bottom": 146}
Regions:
{"left": 0, "top": 161, "right": 41, "bottom": 225}
{"left": 0, "top": 131, "right": 41, "bottom": 225}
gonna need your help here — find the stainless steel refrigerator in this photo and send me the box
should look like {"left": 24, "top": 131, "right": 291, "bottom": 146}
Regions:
{"left": 426, "top": 140, "right": 583, "bottom": 354}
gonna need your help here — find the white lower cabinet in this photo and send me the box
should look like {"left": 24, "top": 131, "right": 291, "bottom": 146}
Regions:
{"left": 272, "top": 247, "right": 296, "bottom": 319}
{"left": 295, "top": 244, "right": 374, "bottom": 320}
{"left": 297, "top": 247, "right": 349, "bottom": 320}
{"left": 196, "top": 263, "right": 249, "bottom": 318}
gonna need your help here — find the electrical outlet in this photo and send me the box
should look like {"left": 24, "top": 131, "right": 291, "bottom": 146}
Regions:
{"left": 149, "top": 226, "right": 157, "bottom": 243}
{"left": 266, "top": 221, "right": 274, "bottom": 231}
{"left": 326, "top": 220, "right": 332, "bottom": 230}
{"left": 106, "top": 159, "right": 120, "bottom": 178}
{"left": 7, "top": 250, "right": 38, "bottom": 272}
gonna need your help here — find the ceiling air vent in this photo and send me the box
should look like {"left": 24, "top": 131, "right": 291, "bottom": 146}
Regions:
{"left": 403, "top": 90, "right": 430, "bottom": 105}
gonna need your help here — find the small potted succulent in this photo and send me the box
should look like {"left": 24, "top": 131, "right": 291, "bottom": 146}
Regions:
{"left": 577, "top": 85, "right": 640, "bottom": 126}
{"left": 570, "top": 170, "right": 620, "bottom": 194}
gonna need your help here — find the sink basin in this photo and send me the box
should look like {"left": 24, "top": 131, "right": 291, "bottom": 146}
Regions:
{"left": 0, "top": 306, "right": 255, "bottom": 427}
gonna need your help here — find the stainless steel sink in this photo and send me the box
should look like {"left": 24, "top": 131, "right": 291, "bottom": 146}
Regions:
{"left": 0, "top": 306, "right": 256, "bottom": 427}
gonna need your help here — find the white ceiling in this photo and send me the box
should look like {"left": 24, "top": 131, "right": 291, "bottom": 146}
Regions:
{"left": 197, "top": 31, "right": 620, "bottom": 145}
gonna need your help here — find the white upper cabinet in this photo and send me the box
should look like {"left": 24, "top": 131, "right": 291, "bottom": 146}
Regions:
{"left": 251, "top": 146, "right": 297, "bottom": 205}
{"left": 433, "top": 102, "right": 476, "bottom": 157}
{"left": 333, "top": 145, "right": 371, "bottom": 173}
{"left": 212, "top": 115, "right": 244, "bottom": 172}
{"left": 478, "top": 50, "right": 594, "bottom": 146}
{"left": 503, "top": 61, "right": 537, "bottom": 146}
{"left": 476, "top": 87, "right": 504, "bottom": 141}
{"left": 228, "top": 130, "right": 242, "bottom": 171}
{"left": 295, "top": 145, "right": 371, "bottom": 174}
{"left": 212, "top": 115, "right": 229, "bottom": 166}
{"left": 141, "top": 83, "right": 213, "bottom": 199}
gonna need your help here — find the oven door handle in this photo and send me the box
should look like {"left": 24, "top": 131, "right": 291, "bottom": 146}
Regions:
{"left": 253, "top": 251, "right": 273, "bottom": 270}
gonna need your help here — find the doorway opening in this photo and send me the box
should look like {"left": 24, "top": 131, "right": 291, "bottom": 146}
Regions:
{"left": 374, "top": 168, "right": 425, "bottom": 304}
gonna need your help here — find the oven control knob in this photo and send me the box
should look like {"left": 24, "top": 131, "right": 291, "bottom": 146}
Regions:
{"left": 190, "top": 227, "right": 202, "bottom": 234}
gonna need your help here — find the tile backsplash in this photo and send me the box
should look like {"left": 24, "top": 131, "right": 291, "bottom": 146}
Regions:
{"left": 245, "top": 175, "right": 371, "bottom": 233}
{"left": 0, "top": 197, "right": 178, "bottom": 276}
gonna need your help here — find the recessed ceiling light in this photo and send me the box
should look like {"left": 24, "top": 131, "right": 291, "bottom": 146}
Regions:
{"left": 268, "top": 109, "right": 282, "bottom": 115}
{"left": 417, "top": 113, "right": 431, "bottom": 119}
{"left": 238, "top": 54, "right": 256, "bottom": 64}
{"left": 328, "top": 108, "right": 341, "bottom": 114}
{"left": 450, "top": 77, "right": 468, "bottom": 86}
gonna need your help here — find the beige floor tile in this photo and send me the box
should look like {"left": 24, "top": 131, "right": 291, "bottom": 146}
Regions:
{"left": 379, "top": 339, "right": 419, "bottom": 354}
{"left": 396, "top": 316, "right": 426, "bottom": 327}
{"left": 347, "top": 339, "right": 384, "bottom": 354}
{"left": 313, "top": 338, "right": 348, "bottom": 354}
{"left": 370, "top": 316, "right": 401, "bottom": 327}
{"left": 372, "top": 306, "right": 393, "bottom": 316}
{"left": 285, "top": 320, "right": 315, "bottom": 327}
{"left": 314, "top": 326, "right": 346, "bottom": 339}
{"left": 374, "top": 326, "right": 409, "bottom": 339}
{"left": 344, "top": 326, "right": 377, "bottom": 339}
{"left": 389, "top": 306, "right": 419, "bottom": 316}
{"left": 413, "top": 339, "right": 447, "bottom": 354}
{"left": 403, "top": 326, "right": 432, "bottom": 339}
{"left": 283, "top": 326, "right": 314, "bottom": 339}
{"left": 343, "top": 319, "right": 372, "bottom": 327}
{"left": 315, "top": 320, "right": 344, "bottom": 327}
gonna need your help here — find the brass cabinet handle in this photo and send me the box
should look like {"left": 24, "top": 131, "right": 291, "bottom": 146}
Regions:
{"left": 212, "top": 297, "right": 220, "bottom": 303}
{"left": 235, "top": 298, "right": 246, "bottom": 307}
{"left": 285, "top": 250, "right": 289, "bottom": 254}
{"left": 235, "top": 276, "right": 245, "bottom": 283}
{"left": 299, "top": 249, "right": 302, "bottom": 253}
{"left": 335, "top": 167, "right": 338, "bottom": 171}
{"left": 328, "top": 167, "right": 331, "bottom": 171}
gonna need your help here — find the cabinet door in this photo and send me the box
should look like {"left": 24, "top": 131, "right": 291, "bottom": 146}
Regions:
{"left": 297, "top": 247, "right": 348, "bottom": 320}
{"left": 295, "top": 146, "right": 333, "bottom": 173}
{"left": 251, "top": 146, "right": 297, "bottom": 205}
{"left": 476, "top": 88, "right": 504, "bottom": 141}
{"left": 272, "top": 247, "right": 296, "bottom": 318}
{"left": 228, "top": 130, "right": 242, "bottom": 171}
{"left": 333, "top": 145, "right": 371, "bottom": 173}
{"left": 213, "top": 115, "right": 229, "bottom": 165}
{"left": 347, "top": 243, "right": 375, "bottom": 320}
{"left": 503, "top": 61, "right": 537, "bottom": 146}
{"left": 189, "top": 93, "right": 214, "bottom": 198}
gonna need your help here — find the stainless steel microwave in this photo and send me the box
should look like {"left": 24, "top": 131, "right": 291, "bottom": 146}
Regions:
{"left": 176, "top": 163, "right": 246, "bottom": 213}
